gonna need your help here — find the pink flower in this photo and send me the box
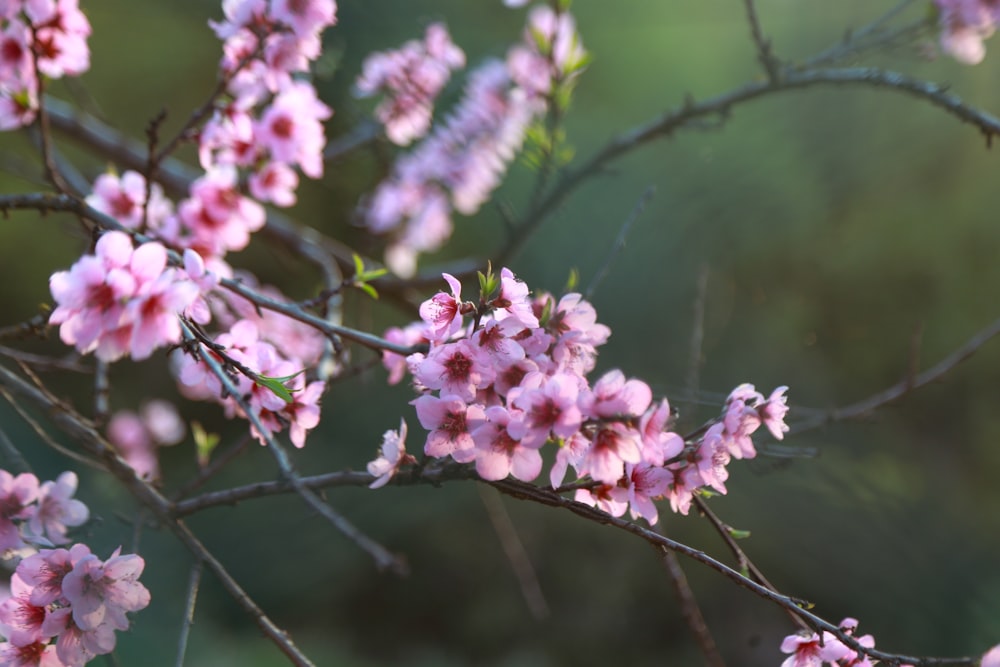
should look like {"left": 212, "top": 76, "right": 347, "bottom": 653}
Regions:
{"left": 582, "top": 369, "right": 652, "bottom": 419}
{"left": 0, "top": 641, "right": 65, "bottom": 667}
{"left": 579, "top": 422, "right": 642, "bottom": 484}
{"left": 625, "top": 463, "right": 670, "bottom": 525}
{"left": 491, "top": 268, "right": 539, "bottom": 328}
{"left": 255, "top": 80, "right": 332, "bottom": 178}
{"left": 26, "top": 473, "right": 88, "bottom": 546}
{"left": 472, "top": 406, "right": 542, "bottom": 482}
{"left": 413, "top": 340, "right": 494, "bottom": 403}
{"left": 575, "top": 483, "right": 628, "bottom": 517}
{"left": 418, "top": 273, "right": 464, "bottom": 342}
{"left": 664, "top": 464, "right": 701, "bottom": 516}
{"left": 639, "top": 399, "right": 684, "bottom": 465}
{"left": 367, "top": 419, "right": 413, "bottom": 489}
{"left": 85, "top": 171, "right": 172, "bottom": 231}
{"left": 508, "top": 373, "right": 583, "bottom": 447}
{"left": 61, "top": 549, "right": 150, "bottom": 632}
{"left": 269, "top": 0, "right": 337, "bottom": 38}
{"left": 779, "top": 631, "right": 850, "bottom": 667}
{"left": 982, "top": 644, "right": 1000, "bottom": 667}
{"left": 356, "top": 22, "right": 465, "bottom": 146}
{"left": 759, "top": 385, "right": 790, "bottom": 440}
{"left": 412, "top": 394, "right": 485, "bottom": 462}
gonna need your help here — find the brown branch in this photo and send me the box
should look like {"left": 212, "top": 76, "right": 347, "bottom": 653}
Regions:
{"left": 791, "top": 313, "right": 1000, "bottom": 433}
{"left": 741, "top": 0, "right": 780, "bottom": 81}
{"left": 180, "top": 322, "right": 409, "bottom": 576}
{"left": 477, "top": 485, "right": 549, "bottom": 620}
{"left": 656, "top": 524, "right": 726, "bottom": 667}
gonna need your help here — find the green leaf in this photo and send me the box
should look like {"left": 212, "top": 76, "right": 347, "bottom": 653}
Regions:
{"left": 192, "top": 421, "right": 220, "bottom": 469}
{"left": 727, "top": 528, "right": 752, "bottom": 540}
{"left": 255, "top": 371, "right": 303, "bottom": 403}
{"left": 358, "top": 282, "right": 379, "bottom": 300}
{"left": 564, "top": 268, "right": 579, "bottom": 293}
{"left": 352, "top": 252, "right": 365, "bottom": 277}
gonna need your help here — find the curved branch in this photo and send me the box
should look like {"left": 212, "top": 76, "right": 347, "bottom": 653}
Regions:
{"left": 498, "top": 66, "right": 1000, "bottom": 265}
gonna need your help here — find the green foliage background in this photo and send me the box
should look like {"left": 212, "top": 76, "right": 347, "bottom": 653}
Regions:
{"left": 1, "top": 1, "right": 999, "bottom": 664}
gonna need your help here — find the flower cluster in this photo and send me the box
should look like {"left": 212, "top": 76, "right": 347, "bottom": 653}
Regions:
{"left": 200, "top": 0, "right": 336, "bottom": 209}
{"left": 0, "top": 0, "right": 91, "bottom": 129}
{"left": 360, "top": 6, "right": 587, "bottom": 277}
{"left": 107, "top": 400, "right": 186, "bottom": 481}
{"left": 779, "top": 618, "right": 900, "bottom": 667}
{"left": 48, "top": 232, "right": 203, "bottom": 362}
{"left": 370, "top": 268, "right": 789, "bottom": 527}
{"left": 0, "top": 544, "right": 149, "bottom": 667}
{"left": 355, "top": 22, "right": 465, "bottom": 146}
{"left": 935, "top": 0, "right": 1000, "bottom": 64}
{"left": 172, "top": 312, "right": 326, "bottom": 448}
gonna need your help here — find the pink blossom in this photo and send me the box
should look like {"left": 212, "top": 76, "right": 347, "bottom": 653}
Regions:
{"left": 582, "top": 369, "right": 652, "bottom": 419}
{"left": 85, "top": 171, "right": 172, "bottom": 231}
{"left": 269, "top": 0, "right": 337, "bottom": 38}
{"left": 367, "top": 419, "right": 413, "bottom": 489}
{"left": 25, "top": 473, "right": 87, "bottom": 546}
{"left": 25, "top": 0, "right": 92, "bottom": 79}
{"left": 491, "top": 268, "right": 539, "bottom": 328}
{"left": 412, "top": 394, "right": 485, "bottom": 462}
{"left": 579, "top": 422, "right": 642, "bottom": 484}
{"left": 549, "top": 432, "right": 589, "bottom": 488}
{"left": 356, "top": 23, "right": 464, "bottom": 146}
{"left": 935, "top": 0, "right": 1000, "bottom": 63}
{"left": 759, "top": 385, "right": 790, "bottom": 440}
{"left": 779, "top": 631, "right": 850, "bottom": 667}
{"left": 472, "top": 406, "right": 542, "bottom": 482}
{"left": 255, "top": 80, "right": 332, "bottom": 178}
{"left": 15, "top": 546, "right": 90, "bottom": 607}
{"left": 0, "top": 641, "right": 65, "bottom": 667}
{"left": 639, "top": 399, "right": 684, "bottom": 465}
{"left": 62, "top": 549, "right": 150, "bottom": 632}
{"left": 248, "top": 161, "right": 299, "bottom": 206}
{"left": 624, "top": 463, "right": 670, "bottom": 525}
{"left": 107, "top": 410, "right": 158, "bottom": 480}
{"left": 381, "top": 322, "right": 429, "bottom": 385}
{"left": 508, "top": 373, "right": 583, "bottom": 447}
{"left": 413, "top": 340, "right": 493, "bottom": 403}
{"left": 664, "top": 464, "right": 702, "bottom": 516}
{"left": 418, "top": 272, "right": 464, "bottom": 342}
{"left": 982, "top": 644, "right": 1000, "bottom": 667}
{"left": 575, "top": 483, "right": 628, "bottom": 517}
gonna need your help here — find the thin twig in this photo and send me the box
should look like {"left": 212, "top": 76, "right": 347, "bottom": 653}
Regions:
{"left": 174, "top": 559, "right": 203, "bottom": 667}
{"left": 791, "top": 313, "right": 1000, "bottom": 433}
{"left": 656, "top": 524, "right": 726, "bottom": 667}
{"left": 477, "top": 485, "right": 549, "bottom": 620}
{"left": 0, "top": 422, "right": 32, "bottom": 475}
{"left": 0, "top": 382, "right": 104, "bottom": 471}
{"left": 741, "top": 0, "right": 781, "bottom": 81}
{"left": 693, "top": 495, "right": 809, "bottom": 631}
{"left": 583, "top": 185, "right": 655, "bottom": 300}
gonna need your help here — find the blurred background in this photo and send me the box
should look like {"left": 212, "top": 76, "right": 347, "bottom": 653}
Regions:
{"left": 1, "top": 0, "right": 1000, "bottom": 664}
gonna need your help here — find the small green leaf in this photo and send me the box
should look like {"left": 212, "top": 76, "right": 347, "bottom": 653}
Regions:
{"left": 564, "top": 268, "right": 579, "bottom": 293}
{"left": 727, "top": 528, "right": 752, "bottom": 540}
{"left": 358, "top": 282, "right": 379, "bottom": 300}
{"left": 192, "top": 421, "right": 220, "bottom": 469}
{"left": 255, "top": 371, "right": 303, "bottom": 403}
{"left": 352, "top": 252, "right": 365, "bottom": 277}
